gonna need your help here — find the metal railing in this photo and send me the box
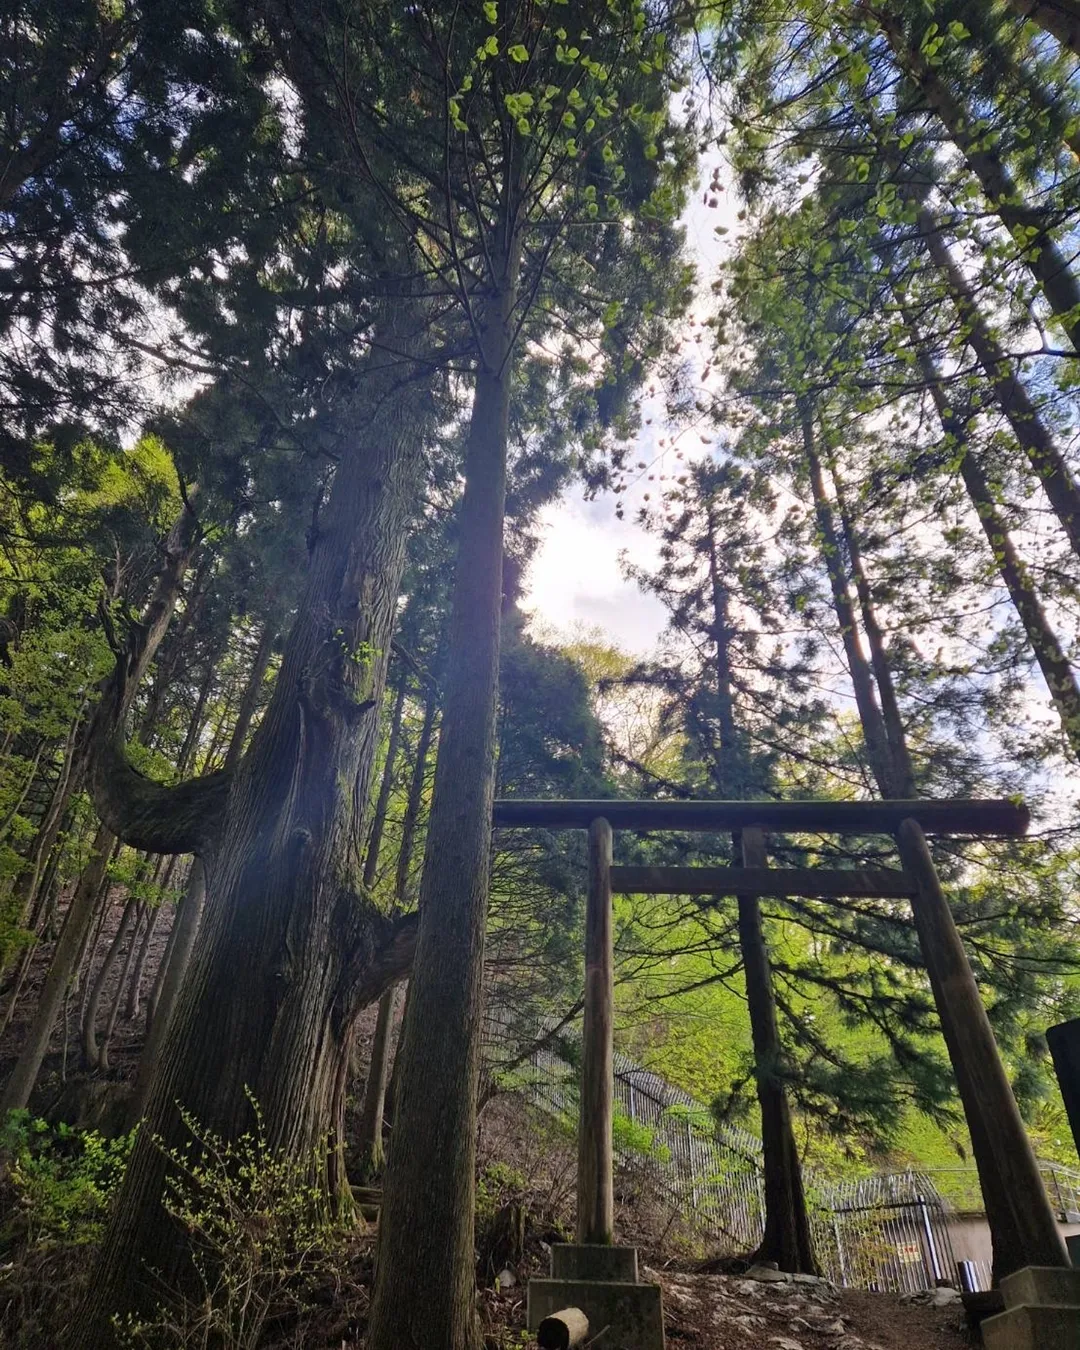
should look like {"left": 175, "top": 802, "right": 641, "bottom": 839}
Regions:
{"left": 481, "top": 1012, "right": 1080, "bottom": 1295}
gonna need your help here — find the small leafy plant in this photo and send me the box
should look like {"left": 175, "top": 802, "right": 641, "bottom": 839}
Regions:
{"left": 0, "top": 1109, "right": 134, "bottom": 1250}
{"left": 117, "top": 1093, "right": 344, "bottom": 1350}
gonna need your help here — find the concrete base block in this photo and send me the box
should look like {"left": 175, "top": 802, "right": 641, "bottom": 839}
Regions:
{"left": 527, "top": 1278, "right": 665, "bottom": 1350}
{"left": 1067, "top": 1233, "right": 1080, "bottom": 1268}
{"left": 551, "top": 1243, "right": 639, "bottom": 1283}
{"left": 982, "top": 1303, "right": 1080, "bottom": 1350}
{"left": 1001, "top": 1265, "right": 1080, "bottom": 1309}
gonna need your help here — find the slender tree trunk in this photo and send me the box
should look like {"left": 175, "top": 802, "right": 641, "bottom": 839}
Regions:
{"left": 1, "top": 717, "right": 84, "bottom": 970}
{"left": 100, "top": 908, "right": 145, "bottom": 1073}
{"left": 82, "top": 894, "right": 139, "bottom": 1070}
{"left": 902, "top": 316, "right": 1080, "bottom": 758}
{"left": 125, "top": 856, "right": 177, "bottom": 1022}
{"left": 368, "top": 267, "right": 519, "bottom": 1350}
{"left": 801, "top": 408, "right": 897, "bottom": 791}
{"left": 128, "top": 861, "right": 206, "bottom": 1124}
{"left": 354, "top": 983, "right": 400, "bottom": 1183}
{"left": 702, "top": 502, "right": 816, "bottom": 1272}
{"left": 362, "top": 681, "right": 406, "bottom": 891}
{"left": 354, "top": 693, "right": 435, "bottom": 1179}
{"left": 76, "top": 849, "right": 120, "bottom": 1027}
{"left": 827, "top": 461, "right": 917, "bottom": 797}
{"left": 959, "top": 450, "right": 1080, "bottom": 755}
{"left": 918, "top": 209, "right": 1080, "bottom": 556}
{"left": 223, "top": 620, "right": 276, "bottom": 771}
{"left": 1006, "top": 0, "right": 1080, "bottom": 58}
{"left": 0, "top": 738, "right": 46, "bottom": 842}
{"left": 0, "top": 823, "right": 116, "bottom": 1111}
{"left": 394, "top": 696, "right": 436, "bottom": 906}
{"left": 878, "top": 6, "right": 1080, "bottom": 351}
{"left": 739, "top": 829, "right": 818, "bottom": 1272}
{"left": 82, "top": 325, "right": 429, "bottom": 1343}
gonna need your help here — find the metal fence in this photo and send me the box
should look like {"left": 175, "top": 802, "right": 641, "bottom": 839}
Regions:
{"left": 481, "top": 1013, "right": 1080, "bottom": 1295}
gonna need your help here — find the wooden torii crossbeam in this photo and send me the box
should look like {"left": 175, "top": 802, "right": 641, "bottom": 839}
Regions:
{"left": 492, "top": 797, "right": 1071, "bottom": 1279}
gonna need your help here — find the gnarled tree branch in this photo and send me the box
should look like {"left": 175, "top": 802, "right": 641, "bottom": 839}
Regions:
{"left": 84, "top": 488, "right": 234, "bottom": 856}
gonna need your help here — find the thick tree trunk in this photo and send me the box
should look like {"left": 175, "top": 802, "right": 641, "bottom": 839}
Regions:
{"left": 801, "top": 409, "right": 897, "bottom": 792}
{"left": 81, "top": 330, "right": 428, "bottom": 1344}
{"left": 918, "top": 210, "right": 1080, "bottom": 557}
{"left": 879, "top": 7, "right": 1080, "bottom": 351}
{"left": 132, "top": 623, "right": 275, "bottom": 1119}
{"left": 1007, "top": 0, "right": 1080, "bottom": 58}
{"left": 739, "top": 829, "right": 817, "bottom": 1273}
{"left": 367, "top": 272, "right": 519, "bottom": 1350}
{"left": 0, "top": 822, "right": 116, "bottom": 1111}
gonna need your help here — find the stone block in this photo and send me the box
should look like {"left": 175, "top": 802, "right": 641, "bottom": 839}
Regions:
{"left": 982, "top": 1303, "right": 1080, "bottom": 1350}
{"left": 528, "top": 1278, "right": 664, "bottom": 1350}
{"left": 1000, "top": 1264, "right": 1080, "bottom": 1309}
{"left": 1067, "top": 1233, "right": 1080, "bottom": 1268}
{"left": 551, "top": 1243, "right": 639, "bottom": 1283}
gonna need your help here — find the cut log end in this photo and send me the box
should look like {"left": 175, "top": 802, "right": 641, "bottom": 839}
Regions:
{"left": 537, "top": 1307, "right": 589, "bottom": 1350}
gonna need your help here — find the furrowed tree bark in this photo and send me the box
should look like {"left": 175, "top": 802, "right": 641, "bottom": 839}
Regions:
{"left": 130, "top": 624, "right": 275, "bottom": 1124}
{"left": 80, "top": 323, "right": 431, "bottom": 1344}
{"left": 875, "top": 5, "right": 1080, "bottom": 351}
{"left": 1006, "top": 0, "right": 1080, "bottom": 58}
{"left": 918, "top": 209, "right": 1080, "bottom": 558}
{"left": 367, "top": 265, "right": 519, "bottom": 1350}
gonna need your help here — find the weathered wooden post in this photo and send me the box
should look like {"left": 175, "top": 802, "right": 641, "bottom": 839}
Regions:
{"left": 1047, "top": 1017, "right": 1080, "bottom": 1159}
{"left": 578, "top": 816, "right": 614, "bottom": 1245}
{"left": 896, "top": 818, "right": 1069, "bottom": 1270}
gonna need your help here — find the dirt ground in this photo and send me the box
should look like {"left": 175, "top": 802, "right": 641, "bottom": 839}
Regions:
{"left": 480, "top": 1265, "right": 973, "bottom": 1350}
{"left": 651, "top": 1268, "right": 972, "bottom": 1350}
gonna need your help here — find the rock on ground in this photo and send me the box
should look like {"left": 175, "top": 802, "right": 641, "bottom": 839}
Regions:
{"left": 642, "top": 1267, "right": 972, "bottom": 1350}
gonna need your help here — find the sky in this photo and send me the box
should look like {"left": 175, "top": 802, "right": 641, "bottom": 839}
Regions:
{"left": 523, "top": 162, "right": 741, "bottom": 655}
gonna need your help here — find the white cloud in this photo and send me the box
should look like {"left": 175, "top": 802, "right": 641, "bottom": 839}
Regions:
{"left": 523, "top": 487, "right": 668, "bottom": 654}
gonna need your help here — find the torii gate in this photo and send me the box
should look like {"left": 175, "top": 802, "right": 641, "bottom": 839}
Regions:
{"left": 495, "top": 798, "right": 1074, "bottom": 1349}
